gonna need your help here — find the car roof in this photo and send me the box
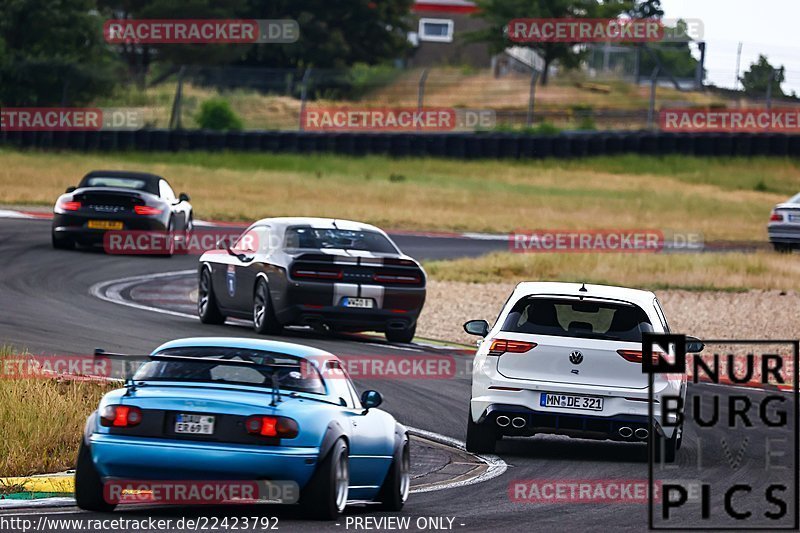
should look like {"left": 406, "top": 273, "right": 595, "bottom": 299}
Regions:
{"left": 512, "top": 282, "right": 657, "bottom": 308}
{"left": 82, "top": 170, "right": 164, "bottom": 183}
{"left": 249, "top": 217, "right": 387, "bottom": 234}
{"left": 152, "top": 337, "right": 338, "bottom": 361}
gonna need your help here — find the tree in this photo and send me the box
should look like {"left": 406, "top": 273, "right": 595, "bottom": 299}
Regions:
{"left": 0, "top": 0, "right": 119, "bottom": 105}
{"left": 470, "top": 0, "right": 649, "bottom": 85}
{"left": 740, "top": 55, "right": 785, "bottom": 97}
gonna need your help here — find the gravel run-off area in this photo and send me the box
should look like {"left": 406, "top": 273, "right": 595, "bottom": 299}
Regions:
{"left": 417, "top": 280, "right": 800, "bottom": 347}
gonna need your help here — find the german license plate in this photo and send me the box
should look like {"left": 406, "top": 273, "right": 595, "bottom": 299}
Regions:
{"left": 789, "top": 214, "right": 800, "bottom": 222}
{"left": 87, "top": 220, "right": 123, "bottom": 230}
{"left": 174, "top": 414, "right": 215, "bottom": 435}
{"left": 540, "top": 393, "right": 604, "bottom": 411}
{"left": 341, "top": 297, "right": 374, "bottom": 309}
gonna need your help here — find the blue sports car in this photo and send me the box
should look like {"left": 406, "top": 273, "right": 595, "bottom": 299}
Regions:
{"left": 75, "top": 337, "right": 410, "bottom": 520}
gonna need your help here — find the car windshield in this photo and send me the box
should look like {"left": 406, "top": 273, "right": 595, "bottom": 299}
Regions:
{"left": 788, "top": 192, "right": 800, "bottom": 204}
{"left": 132, "top": 347, "right": 326, "bottom": 395}
{"left": 284, "top": 226, "right": 398, "bottom": 253}
{"left": 79, "top": 176, "right": 156, "bottom": 194}
{"left": 501, "top": 297, "right": 653, "bottom": 342}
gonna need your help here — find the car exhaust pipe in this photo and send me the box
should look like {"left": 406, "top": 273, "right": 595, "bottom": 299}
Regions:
{"left": 634, "top": 428, "right": 649, "bottom": 440}
{"left": 511, "top": 417, "right": 526, "bottom": 428}
{"left": 618, "top": 426, "right": 633, "bottom": 438}
{"left": 496, "top": 415, "right": 510, "bottom": 427}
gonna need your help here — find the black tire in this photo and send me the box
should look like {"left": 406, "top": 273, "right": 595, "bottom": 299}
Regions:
{"left": 52, "top": 233, "right": 74, "bottom": 250}
{"left": 773, "top": 243, "right": 793, "bottom": 253}
{"left": 654, "top": 428, "right": 679, "bottom": 463}
{"left": 385, "top": 323, "right": 416, "bottom": 344}
{"left": 75, "top": 440, "right": 115, "bottom": 512}
{"left": 198, "top": 267, "right": 226, "bottom": 325}
{"left": 377, "top": 434, "right": 410, "bottom": 511}
{"left": 160, "top": 221, "right": 175, "bottom": 257}
{"left": 465, "top": 412, "right": 497, "bottom": 454}
{"left": 253, "top": 279, "right": 283, "bottom": 335}
{"left": 300, "top": 438, "right": 349, "bottom": 520}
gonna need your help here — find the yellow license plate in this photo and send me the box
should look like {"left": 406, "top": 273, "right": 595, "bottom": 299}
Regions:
{"left": 87, "top": 220, "right": 123, "bottom": 230}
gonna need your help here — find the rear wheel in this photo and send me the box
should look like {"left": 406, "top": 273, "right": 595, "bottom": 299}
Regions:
{"left": 385, "top": 323, "right": 416, "bottom": 344}
{"left": 465, "top": 411, "right": 497, "bottom": 454}
{"left": 75, "top": 440, "right": 115, "bottom": 512}
{"left": 198, "top": 268, "right": 226, "bottom": 324}
{"left": 377, "top": 434, "right": 410, "bottom": 511}
{"left": 654, "top": 427, "right": 679, "bottom": 463}
{"left": 301, "top": 438, "right": 349, "bottom": 520}
{"left": 52, "top": 233, "right": 74, "bottom": 250}
{"left": 253, "top": 279, "right": 283, "bottom": 335}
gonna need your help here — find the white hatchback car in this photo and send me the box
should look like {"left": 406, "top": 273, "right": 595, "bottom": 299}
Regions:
{"left": 463, "top": 282, "right": 703, "bottom": 462}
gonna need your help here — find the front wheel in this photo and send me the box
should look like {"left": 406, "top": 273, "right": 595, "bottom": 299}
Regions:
{"left": 75, "top": 440, "right": 115, "bottom": 512}
{"left": 465, "top": 411, "right": 497, "bottom": 454}
{"left": 300, "top": 438, "right": 349, "bottom": 520}
{"left": 385, "top": 323, "right": 416, "bottom": 344}
{"left": 377, "top": 434, "right": 410, "bottom": 511}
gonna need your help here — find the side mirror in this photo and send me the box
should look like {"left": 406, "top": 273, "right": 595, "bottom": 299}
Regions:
{"left": 179, "top": 193, "right": 190, "bottom": 202}
{"left": 686, "top": 336, "right": 705, "bottom": 353}
{"left": 361, "top": 390, "right": 382, "bottom": 410}
{"left": 463, "top": 319, "right": 489, "bottom": 337}
{"left": 65, "top": 186, "right": 76, "bottom": 193}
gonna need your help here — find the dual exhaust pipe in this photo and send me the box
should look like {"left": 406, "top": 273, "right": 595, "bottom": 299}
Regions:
{"left": 619, "top": 426, "right": 649, "bottom": 440}
{"left": 496, "top": 415, "right": 526, "bottom": 429}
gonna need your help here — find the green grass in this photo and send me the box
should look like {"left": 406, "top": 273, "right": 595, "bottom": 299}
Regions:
{"left": 1, "top": 149, "right": 798, "bottom": 240}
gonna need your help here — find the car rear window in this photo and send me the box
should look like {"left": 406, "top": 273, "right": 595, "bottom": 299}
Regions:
{"left": 133, "top": 347, "right": 326, "bottom": 395}
{"left": 79, "top": 176, "right": 156, "bottom": 194}
{"left": 284, "top": 226, "right": 398, "bottom": 253}
{"left": 500, "top": 297, "right": 653, "bottom": 342}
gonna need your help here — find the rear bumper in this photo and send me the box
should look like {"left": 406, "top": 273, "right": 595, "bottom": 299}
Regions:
{"left": 53, "top": 213, "right": 168, "bottom": 244}
{"left": 767, "top": 224, "right": 800, "bottom": 244}
{"left": 90, "top": 434, "right": 319, "bottom": 488}
{"left": 275, "top": 281, "right": 425, "bottom": 331}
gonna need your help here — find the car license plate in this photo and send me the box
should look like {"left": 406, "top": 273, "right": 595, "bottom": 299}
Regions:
{"left": 789, "top": 214, "right": 800, "bottom": 222}
{"left": 540, "top": 393, "right": 604, "bottom": 411}
{"left": 341, "top": 297, "right": 374, "bottom": 309}
{"left": 174, "top": 414, "right": 215, "bottom": 435}
{"left": 87, "top": 220, "right": 123, "bottom": 230}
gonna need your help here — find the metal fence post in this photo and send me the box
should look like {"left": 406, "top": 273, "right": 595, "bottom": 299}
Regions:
{"left": 417, "top": 69, "right": 429, "bottom": 112}
{"left": 168, "top": 66, "right": 185, "bottom": 130}
{"left": 526, "top": 69, "right": 540, "bottom": 127}
{"left": 298, "top": 68, "right": 312, "bottom": 131}
{"left": 647, "top": 66, "right": 660, "bottom": 130}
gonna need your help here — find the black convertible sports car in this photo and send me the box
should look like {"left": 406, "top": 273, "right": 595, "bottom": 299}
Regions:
{"left": 197, "top": 217, "right": 426, "bottom": 343}
{"left": 52, "top": 170, "right": 192, "bottom": 253}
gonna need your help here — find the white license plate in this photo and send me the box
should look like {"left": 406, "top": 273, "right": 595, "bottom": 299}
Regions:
{"left": 175, "top": 414, "right": 215, "bottom": 435}
{"left": 540, "top": 393, "right": 604, "bottom": 411}
{"left": 789, "top": 214, "right": 800, "bottom": 222}
{"left": 341, "top": 297, "right": 374, "bottom": 309}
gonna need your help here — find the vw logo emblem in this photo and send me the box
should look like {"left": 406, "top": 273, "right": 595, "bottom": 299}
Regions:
{"left": 569, "top": 350, "right": 584, "bottom": 365}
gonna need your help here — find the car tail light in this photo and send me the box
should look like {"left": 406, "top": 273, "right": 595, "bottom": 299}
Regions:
{"left": 373, "top": 272, "right": 422, "bottom": 284}
{"left": 57, "top": 199, "right": 81, "bottom": 211}
{"left": 291, "top": 268, "right": 343, "bottom": 280}
{"left": 487, "top": 339, "right": 536, "bottom": 356}
{"left": 770, "top": 212, "right": 783, "bottom": 222}
{"left": 100, "top": 405, "right": 142, "bottom": 427}
{"left": 134, "top": 205, "right": 163, "bottom": 215}
{"left": 245, "top": 415, "right": 299, "bottom": 439}
{"left": 617, "top": 349, "right": 667, "bottom": 364}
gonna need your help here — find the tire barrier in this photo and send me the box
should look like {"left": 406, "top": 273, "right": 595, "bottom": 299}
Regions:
{"left": 1, "top": 129, "right": 799, "bottom": 159}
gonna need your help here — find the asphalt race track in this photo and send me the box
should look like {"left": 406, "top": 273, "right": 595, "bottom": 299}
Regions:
{"left": 0, "top": 217, "right": 796, "bottom": 532}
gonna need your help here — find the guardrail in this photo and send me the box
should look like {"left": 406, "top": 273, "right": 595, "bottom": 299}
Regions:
{"left": 2, "top": 129, "right": 799, "bottom": 158}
